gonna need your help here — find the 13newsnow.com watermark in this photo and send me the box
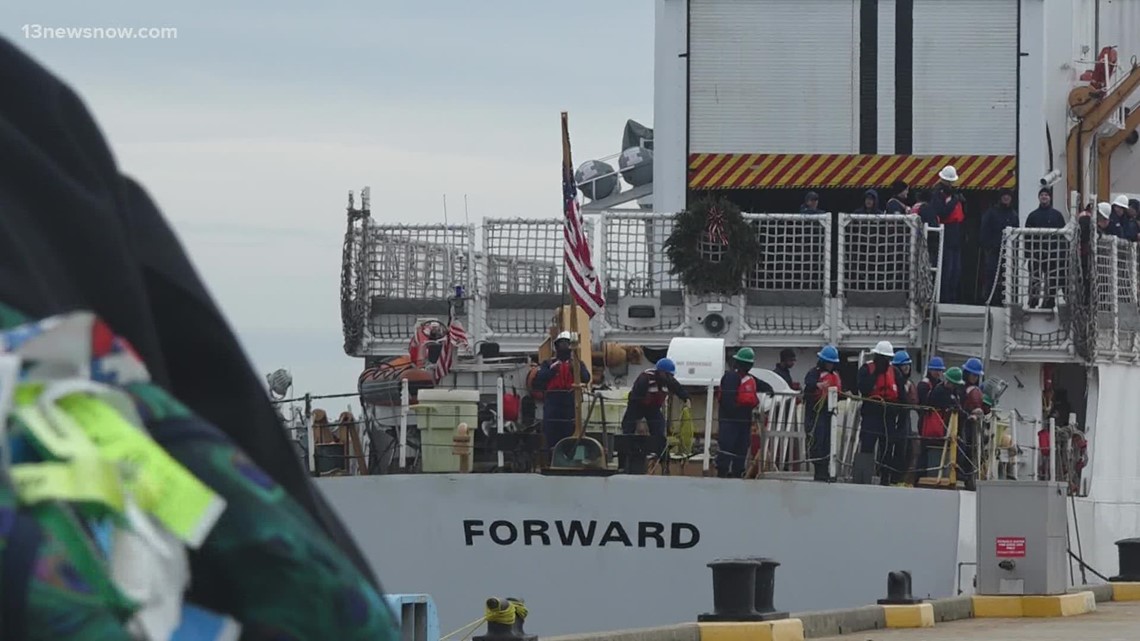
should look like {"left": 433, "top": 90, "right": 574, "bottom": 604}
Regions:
{"left": 22, "top": 24, "right": 178, "bottom": 40}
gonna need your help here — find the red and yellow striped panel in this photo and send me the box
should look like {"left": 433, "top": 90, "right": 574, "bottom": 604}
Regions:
{"left": 688, "top": 153, "right": 1016, "bottom": 190}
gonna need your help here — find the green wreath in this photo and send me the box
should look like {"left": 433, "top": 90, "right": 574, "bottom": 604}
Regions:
{"left": 665, "top": 197, "right": 761, "bottom": 295}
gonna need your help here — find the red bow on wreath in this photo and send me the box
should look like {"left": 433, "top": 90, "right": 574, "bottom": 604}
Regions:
{"left": 705, "top": 207, "right": 729, "bottom": 246}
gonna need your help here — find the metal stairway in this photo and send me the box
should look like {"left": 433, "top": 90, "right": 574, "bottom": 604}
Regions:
{"left": 933, "top": 304, "right": 990, "bottom": 358}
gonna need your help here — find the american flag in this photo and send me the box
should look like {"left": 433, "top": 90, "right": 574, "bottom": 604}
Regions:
{"left": 562, "top": 114, "right": 605, "bottom": 318}
{"left": 433, "top": 313, "right": 469, "bottom": 384}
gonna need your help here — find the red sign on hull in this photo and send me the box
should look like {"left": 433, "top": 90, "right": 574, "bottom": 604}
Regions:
{"left": 996, "top": 536, "right": 1027, "bottom": 558}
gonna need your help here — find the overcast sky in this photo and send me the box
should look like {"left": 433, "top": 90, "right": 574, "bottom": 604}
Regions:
{"left": 2, "top": 2, "right": 653, "bottom": 409}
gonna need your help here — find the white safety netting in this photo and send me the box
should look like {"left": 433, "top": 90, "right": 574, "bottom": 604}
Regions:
{"left": 364, "top": 224, "right": 474, "bottom": 340}
{"left": 1094, "top": 236, "right": 1140, "bottom": 359}
{"left": 742, "top": 213, "right": 830, "bottom": 336}
{"left": 601, "top": 213, "right": 684, "bottom": 332}
{"left": 837, "top": 214, "right": 931, "bottom": 337}
{"left": 483, "top": 218, "right": 565, "bottom": 335}
{"left": 1003, "top": 228, "right": 1077, "bottom": 352}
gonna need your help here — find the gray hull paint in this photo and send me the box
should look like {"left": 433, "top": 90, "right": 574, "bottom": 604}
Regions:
{"left": 318, "top": 475, "right": 968, "bottom": 637}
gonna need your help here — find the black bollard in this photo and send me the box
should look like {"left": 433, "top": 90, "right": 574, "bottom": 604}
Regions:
{"left": 1110, "top": 538, "right": 1140, "bottom": 582}
{"left": 749, "top": 558, "right": 789, "bottom": 620}
{"left": 473, "top": 597, "right": 537, "bottom": 641}
{"left": 698, "top": 558, "right": 766, "bottom": 622}
{"left": 877, "top": 570, "right": 922, "bottom": 605}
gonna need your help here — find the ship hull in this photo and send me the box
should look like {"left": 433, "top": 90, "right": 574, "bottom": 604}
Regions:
{"left": 319, "top": 474, "right": 974, "bottom": 636}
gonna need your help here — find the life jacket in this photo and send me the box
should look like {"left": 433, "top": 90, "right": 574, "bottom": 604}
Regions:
{"left": 869, "top": 363, "right": 899, "bottom": 402}
{"left": 641, "top": 369, "right": 669, "bottom": 408}
{"left": 546, "top": 359, "right": 576, "bottom": 392}
{"left": 940, "top": 198, "right": 965, "bottom": 225}
{"left": 921, "top": 409, "right": 948, "bottom": 439}
{"left": 963, "top": 384, "right": 986, "bottom": 413}
{"left": 501, "top": 391, "right": 521, "bottom": 422}
{"left": 916, "top": 377, "right": 942, "bottom": 438}
{"left": 804, "top": 369, "right": 840, "bottom": 413}
{"left": 737, "top": 375, "right": 760, "bottom": 410}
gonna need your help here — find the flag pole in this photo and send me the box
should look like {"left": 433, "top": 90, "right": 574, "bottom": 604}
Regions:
{"left": 561, "top": 111, "right": 586, "bottom": 444}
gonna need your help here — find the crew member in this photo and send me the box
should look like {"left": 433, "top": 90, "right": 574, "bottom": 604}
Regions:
{"left": 959, "top": 357, "right": 989, "bottom": 488}
{"left": 853, "top": 189, "right": 883, "bottom": 214}
{"left": 855, "top": 341, "right": 902, "bottom": 484}
{"left": 923, "top": 366, "right": 964, "bottom": 478}
{"left": 887, "top": 350, "right": 916, "bottom": 486}
{"left": 917, "top": 356, "right": 945, "bottom": 406}
{"left": 621, "top": 357, "right": 690, "bottom": 438}
{"left": 1026, "top": 188, "right": 1067, "bottom": 308}
{"left": 717, "top": 348, "right": 773, "bottom": 478}
{"left": 773, "top": 348, "right": 797, "bottom": 389}
{"left": 980, "top": 189, "right": 1019, "bottom": 305}
{"left": 1113, "top": 195, "right": 1138, "bottom": 241}
{"left": 930, "top": 166, "right": 965, "bottom": 303}
{"left": 1097, "top": 202, "right": 1121, "bottom": 237}
{"left": 533, "top": 331, "right": 591, "bottom": 449}
{"left": 801, "top": 191, "right": 824, "bottom": 214}
{"left": 913, "top": 355, "right": 944, "bottom": 481}
{"left": 804, "top": 344, "right": 842, "bottom": 481}
{"left": 885, "top": 180, "right": 909, "bottom": 214}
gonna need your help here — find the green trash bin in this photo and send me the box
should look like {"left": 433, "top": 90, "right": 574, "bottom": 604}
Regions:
{"left": 412, "top": 389, "right": 481, "bottom": 472}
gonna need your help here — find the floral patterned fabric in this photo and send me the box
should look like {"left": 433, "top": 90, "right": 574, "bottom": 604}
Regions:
{"left": 0, "top": 304, "right": 396, "bottom": 641}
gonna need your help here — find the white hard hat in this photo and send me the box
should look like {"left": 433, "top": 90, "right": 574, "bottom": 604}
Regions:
{"left": 872, "top": 340, "right": 895, "bottom": 357}
{"left": 1113, "top": 194, "right": 1130, "bottom": 209}
{"left": 938, "top": 166, "right": 959, "bottom": 183}
{"left": 555, "top": 331, "right": 574, "bottom": 342}
{"left": 1097, "top": 202, "right": 1112, "bottom": 219}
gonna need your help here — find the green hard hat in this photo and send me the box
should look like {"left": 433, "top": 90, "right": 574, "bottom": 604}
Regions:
{"left": 983, "top": 394, "right": 995, "bottom": 407}
{"left": 733, "top": 347, "right": 755, "bottom": 364}
{"left": 944, "top": 367, "right": 964, "bottom": 385}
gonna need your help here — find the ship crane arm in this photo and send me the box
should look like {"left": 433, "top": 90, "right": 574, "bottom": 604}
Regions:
{"left": 1065, "top": 57, "right": 1140, "bottom": 204}
{"left": 1096, "top": 101, "right": 1140, "bottom": 199}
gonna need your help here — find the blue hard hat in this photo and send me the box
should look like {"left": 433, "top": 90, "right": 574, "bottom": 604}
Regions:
{"left": 655, "top": 358, "right": 676, "bottom": 374}
{"left": 817, "top": 345, "right": 840, "bottom": 363}
{"left": 927, "top": 356, "right": 945, "bottom": 371}
{"left": 892, "top": 350, "right": 912, "bottom": 366}
{"left": 963, "top": 357, "right": 984, "bottom": 377}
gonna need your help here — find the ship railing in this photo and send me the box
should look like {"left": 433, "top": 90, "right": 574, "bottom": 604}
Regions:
{"left": 836, "top": 213, "right": 933, "bottom": 344}
{"left": 594, "top": 211, "right": 687, "bottom": 335}
{"left": 358, "top": 222, "right": 476, "bottom": 351}
{"left": 1093, "top": 235, "right": 1140, "bottom": 361}
{"left": 1001, "top": 226, "right": 1079, "bottom": 355}
{"left": 349, "top": 211, "right": 936, "bottom": 355}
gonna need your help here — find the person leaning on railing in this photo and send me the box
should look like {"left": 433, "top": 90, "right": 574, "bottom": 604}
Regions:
{"left": 803, "top": 345, "right": 842, "bottom": 482}
{"left": 853, "top": 341, "right": 904, "bottom": 485}
{"left": 716, "top": 347, "right": 773, "bottom": 479}
{"left": 922, "top": 366, "right": 963, "bottom": 480}
{"left": 888, "top": 350, "right": 917, "bottom": 486}
{"left": 913, "top": 357, "right": 945, "bottom": 483}
{"left": 958, "top": 358, "right": 990, "bottom": 490}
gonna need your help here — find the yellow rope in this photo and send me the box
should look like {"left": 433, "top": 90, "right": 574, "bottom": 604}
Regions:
{"left": 440, "top": 617, "right": 486, "bottom": 641}
{"left": 486, "top": 600, "right": 528, "bottom": 624}
{"left": 439, "top": 599, "right": 529, "bottom": 641}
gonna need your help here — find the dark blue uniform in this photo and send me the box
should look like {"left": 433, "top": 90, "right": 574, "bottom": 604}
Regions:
{"left": 803, "top": 367, "right": 840, "bottom": 480}
{"left": 717, "top": 370, "right": 773, "bottom": 478}
{"left": 621, "top": 368, "right": 689, "bottom": 437}
{"left": 928, "top": 185, "right": 966, "bottom": 303}
{"left": 533, "top": 357, "right": 591, "bottom": 447}
{"left": 856, "top": 361, "right": 905, "bottom": 485}
{"left": 980, "top": 201, "right": 1019, "bottom": 304}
